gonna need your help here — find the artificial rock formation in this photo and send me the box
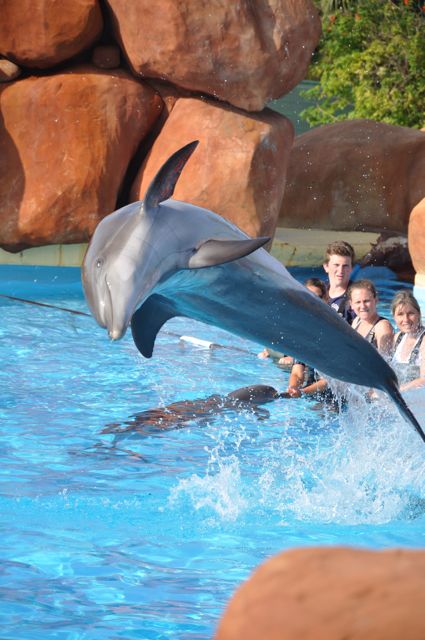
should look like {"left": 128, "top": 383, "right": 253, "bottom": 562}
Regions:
{"left": 280, "top": 120, "right": 425, "bottom": 234}
{"left": 106, "top": 0, "right": 321, "bottom": 112}
{"left": 131, "top": 97, "right": 294, "bottom": 239}
{"left": 216, "top": 546, "right": 425, "bottom": 640}
{"left": 0, "top": 1, "right": 320, "bottom": 251}
{"left": 0, "top": 0, "right": 103, "bottom": 69}
{"left": 0, "top": 66, "right": 163, "bottom": 251}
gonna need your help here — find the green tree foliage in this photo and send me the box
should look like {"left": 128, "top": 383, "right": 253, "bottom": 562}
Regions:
{"left": 303, "top": 0, "right": 425, "bottom": 128}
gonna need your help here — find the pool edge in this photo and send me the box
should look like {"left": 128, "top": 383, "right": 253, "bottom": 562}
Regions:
{"left": 0, "top": 228, "right": 380, "bottom": 269}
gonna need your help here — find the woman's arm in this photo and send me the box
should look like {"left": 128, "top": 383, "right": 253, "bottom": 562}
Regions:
{"left": 375, "top": 319, "right": 394, "bottom": 357}
{"left": 285, "top": 363, "right": 305, "bottom": 397}
{"left": 301, "top": 377, "right": 329, "bottom": 396}
{"left": 284, "top": 364, "right": 328, "bottom": 398}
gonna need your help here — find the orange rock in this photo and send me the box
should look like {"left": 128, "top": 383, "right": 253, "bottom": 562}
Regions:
{"left": 106, "top": 0, "right": 321, "bottom": 111}
{"left": 408, "top": 197, "right": 425, "bottom": 275}
{"left": 0, "top": 0, "right": 103, "bottom": 69}
{"left": 280, "top": 120, "right": 425, "bottom": 234}
{"left": 131, "top": 97, "right": 294, "bottom": 240}
{"left": 0, "top": 65, "right": 163, "bottom": 251}
{"left": 216, "top": 546, "right": 425, "bottom": 640}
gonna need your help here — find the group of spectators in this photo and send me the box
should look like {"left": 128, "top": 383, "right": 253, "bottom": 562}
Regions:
{"left": 258, "top": 240, "right": 425, "bottom": 401}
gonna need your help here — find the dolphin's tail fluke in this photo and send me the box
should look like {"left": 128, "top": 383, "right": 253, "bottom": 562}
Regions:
{"left": 386, "top": 381, "right": 425, "bottom": 443}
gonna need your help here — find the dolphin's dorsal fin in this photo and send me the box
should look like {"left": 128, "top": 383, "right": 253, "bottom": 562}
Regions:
{"left": 131, "top": 294, "right": 180, "bottom": 358}
{"left": 188, "top": 236, "right": 270, "bottom": 269}
{"left": 144, "top": 140, "right": 199, "bottom": 210}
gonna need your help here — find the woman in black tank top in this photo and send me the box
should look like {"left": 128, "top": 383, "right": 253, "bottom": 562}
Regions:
{"left": 348, "top": 280, "right": 393, "bottom": 356}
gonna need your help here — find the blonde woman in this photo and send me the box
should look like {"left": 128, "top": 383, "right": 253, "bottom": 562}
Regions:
{"left": 391, "top": 290, "right": 425, "bottom": 391}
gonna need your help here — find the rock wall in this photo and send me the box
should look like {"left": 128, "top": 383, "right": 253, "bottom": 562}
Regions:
{"left": 0, "top": 0, "right": 320, "bottom": 252}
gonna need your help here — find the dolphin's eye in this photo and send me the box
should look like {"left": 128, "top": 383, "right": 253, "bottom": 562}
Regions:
{"left": 96, "top": 258, "right": 103, "bottom": 269}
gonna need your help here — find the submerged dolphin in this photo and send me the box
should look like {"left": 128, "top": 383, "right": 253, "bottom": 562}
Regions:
{"left": 82, "top": 141, "right": 425, "bottom": 443}
{"left": 102, "top": 384, "right": 279, "bottom": 438}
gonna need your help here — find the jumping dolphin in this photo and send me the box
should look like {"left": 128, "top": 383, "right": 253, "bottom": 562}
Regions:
{"left": 82, "top": 141, "right": 425, "bottom": 443}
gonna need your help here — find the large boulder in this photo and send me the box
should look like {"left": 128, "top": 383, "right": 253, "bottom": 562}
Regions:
{"left": 131, "top": 97, "right": 294, "bottom": 239}
{"left": 280, "top": 120, "right": 425, "bottom": 233}
{"left": 216, "top": 546, "right": 425, "bottom": 640}
{"left": 0, "top": 0, "right": 103, "bottom": 69}
{"left": 0, "top": 66, "right": 163, "bottom": 251}
{"left": 105, "top": 0, "right": 321, "bottom": 111}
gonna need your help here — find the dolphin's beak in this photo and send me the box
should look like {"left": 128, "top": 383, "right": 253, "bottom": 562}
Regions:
{"left": 103, "top": 277, "right": 121, "bottom": 340}
{"left": 109, "top": 327, "right": 124, "bottom": 341}
{"left": 104, "top": 276, "right": 133, "bottom": 341}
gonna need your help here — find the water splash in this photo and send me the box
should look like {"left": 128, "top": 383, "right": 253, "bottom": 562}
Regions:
{"left": 169, "top": 456, "right": 246, "bottom": 522}
{"left": 168, "top": 418, "right": 252, "bottom": 522}
{"left": 168, "top": 388, "right": 425, "bottom": 527}
{"left": 285, "top": 394, "right": 425, "bottom": 524}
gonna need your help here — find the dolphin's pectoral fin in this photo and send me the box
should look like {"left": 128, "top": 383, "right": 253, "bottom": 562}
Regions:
{"left": 188, "top": 236, "right": 270, "bottom": 269}
{"left": 144, "top": 141, "right": 199, "bottom": 210}
{"left": 130, "top": 294, "right": 179, "bottom": 358}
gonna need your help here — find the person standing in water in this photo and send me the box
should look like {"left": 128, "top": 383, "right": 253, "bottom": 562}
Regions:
{"left": 323, "top": 240, "right": 356, "bottom": 324}
{"left": 348, "top": 279, "right": 393, "bottom": 356}
{"left": 391, "top": 290, "right": 425, "bottom": 391}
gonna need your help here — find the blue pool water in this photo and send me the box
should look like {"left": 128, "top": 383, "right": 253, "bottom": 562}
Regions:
{"left": 1, "top": 264, "right": 425, "bottom": 639}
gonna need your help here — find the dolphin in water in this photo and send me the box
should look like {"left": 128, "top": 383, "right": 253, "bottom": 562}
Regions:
{"left": 102, "top": 384, "right": 279, "bottom": 439}
{"left": 82, "top": 141, "right": 425, "bottom": 443}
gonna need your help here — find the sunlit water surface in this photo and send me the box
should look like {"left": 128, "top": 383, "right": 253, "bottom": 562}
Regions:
{"left": 1, "top": 265, "right": 425, "bottom": 639}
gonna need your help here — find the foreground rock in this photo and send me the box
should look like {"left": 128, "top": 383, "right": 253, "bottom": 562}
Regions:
{"left": 106, "top": 0, "right": 321, "bottom": 111}
{"left": 216, "top": 546, "right": 425, "bottom": 640}
{"left": 0, "top": 0, "right": 103, "bottom": 68}
{"left": 280, "top": 120, "right": 425, "bottom": 234}
{"left": 0, "top": 66, "right": 163, "bottom": 251}
{"left": 131, "top": 97, "right": 294, "bottom": 239}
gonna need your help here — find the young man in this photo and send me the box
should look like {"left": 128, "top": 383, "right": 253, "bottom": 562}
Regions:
{"left": 285, "top": 241, "right": 356, "bottom": 399}
{"left": 323, "top": 240, "right": 356, "bottom": 324}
